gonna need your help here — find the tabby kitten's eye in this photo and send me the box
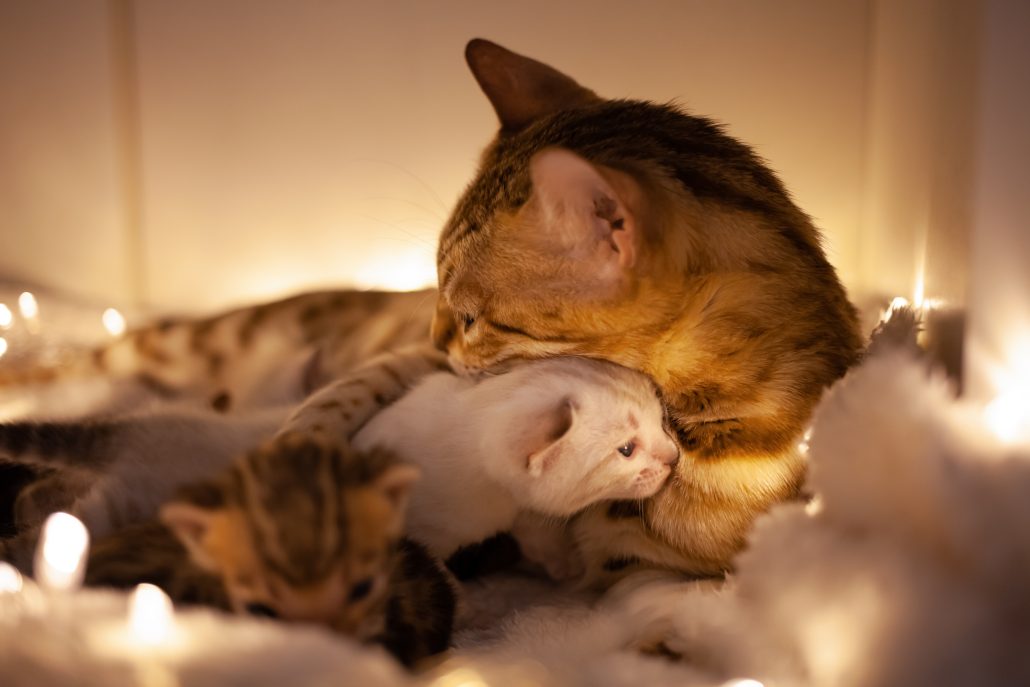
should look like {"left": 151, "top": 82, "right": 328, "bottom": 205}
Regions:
{"left": 617, "top": 442, "right": 636, "bottom": 458}
{"left": 245, "top": 602, "right": 279, "bottom": 618}
{"left": 462, "top": 313, "right": 476, "bottom": 332}
{"left": 349, "top": 578, "right": 374, "bottom": 602}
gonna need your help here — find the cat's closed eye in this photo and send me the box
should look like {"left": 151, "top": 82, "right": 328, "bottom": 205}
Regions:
{"left": 462, "top": 313, "right": 477, "bottom": 332}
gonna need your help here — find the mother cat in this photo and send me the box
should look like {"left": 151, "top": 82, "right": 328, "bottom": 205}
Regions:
{"left": 1, "top": 39, "right": 861, "bottom": 581}
{"left": 427, "top": 39, "right": 861, "bottom": 579}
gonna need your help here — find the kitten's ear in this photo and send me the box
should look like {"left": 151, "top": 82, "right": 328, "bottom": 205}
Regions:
{"left": 528, "top": 148, "right": 638, "bottom": 276}
{"left": 526, "top": 397, "right": 576, "bottom": 478}
{"left": 373, "top": 464, "right": 420, "bottom": 534}
{"left": 373, "top": 464, "right": 421, "bottom": 511}
{"left": 160, "top": 502, "right": 220, "bottom": 572}
{"left": 466, "top": 39, "right": 599, "bottom": 133}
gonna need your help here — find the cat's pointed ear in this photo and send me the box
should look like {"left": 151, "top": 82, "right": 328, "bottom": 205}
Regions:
{"left": 526, "top": 397, "right": 576, "bottom": 477}
{"left": 160, "top": 502, "right": 220, "bottom": 572}
{"left": 466, "top": 39, "right": 599, "bottom": 133}
{"left": 528, "top": 148, "right": 638, "bottom": 276}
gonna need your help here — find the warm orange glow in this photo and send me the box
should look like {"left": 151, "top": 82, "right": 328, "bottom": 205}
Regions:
{"left": 979, "top": 330, "right": 1030, "bottom": 445}
{"left": 0, "top": 304, "right": 11, "bottom": 329}
{"left": 352, "top": 246, "right": 437, "bottom": 292}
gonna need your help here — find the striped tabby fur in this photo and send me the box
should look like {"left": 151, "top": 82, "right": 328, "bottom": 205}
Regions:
{"left": 153, "top": 432, "right": 456, "bottom": 666}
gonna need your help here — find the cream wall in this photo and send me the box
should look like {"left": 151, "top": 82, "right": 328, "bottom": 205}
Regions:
{"left": 0, "top": 0, "right": 132, "bottom": 303}
{"left": 1, "top": 0, "right": 871, "bottom": 312}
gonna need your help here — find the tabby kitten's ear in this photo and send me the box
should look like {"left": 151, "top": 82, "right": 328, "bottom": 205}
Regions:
{"left": 526, "top": 397, "right": 576, "bottom": 477}
{"left": 528, "top": 148, "right": 638, "bottom": 276}
{"left": 372, "top": 464, "right": 421, "bottom": 533}
{"left": 160, "top": 502, "right": 220, "bottom": 571}
{"left": 465, "top": 38, "right": 599, "bottom": 133}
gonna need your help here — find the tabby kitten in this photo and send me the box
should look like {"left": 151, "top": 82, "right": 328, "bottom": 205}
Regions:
{"left": 429, "top": 39, "right": 863, "bottom": 580}
{"left": 86, "top": 524, "right": 454, "bottom": 668}
{"left": 156, "top": 432, "right": 456, "bottom": 666}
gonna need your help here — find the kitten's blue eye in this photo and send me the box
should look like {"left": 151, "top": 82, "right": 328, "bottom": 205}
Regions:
{"left": 349, "top": 578, "right": 374, "bottom": 602}
{"left": 617, "top": 442, "right": 636, "bottom": 458}
{"left": 245, "top": 602, "right": 279, "bottom": 618}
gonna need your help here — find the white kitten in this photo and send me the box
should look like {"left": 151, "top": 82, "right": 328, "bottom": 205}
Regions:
{"left": 353, "top": 356, "right": 679, "bottom": 560}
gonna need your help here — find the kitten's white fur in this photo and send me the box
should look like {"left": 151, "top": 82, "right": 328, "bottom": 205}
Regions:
{"left": 353, "top": 356, "right": 679, "bottom": 559}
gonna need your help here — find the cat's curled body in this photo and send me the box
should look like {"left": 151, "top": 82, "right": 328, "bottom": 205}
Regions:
{"left": 1, "top": 39, "right": 863, "bottom": 585}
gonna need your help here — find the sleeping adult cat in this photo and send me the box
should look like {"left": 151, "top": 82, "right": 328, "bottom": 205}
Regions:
{"left": 0, "top": 39, "right": 861, "bottom": 583}
{"left": 428, "top": 40, "right": 862, "bottom": 581}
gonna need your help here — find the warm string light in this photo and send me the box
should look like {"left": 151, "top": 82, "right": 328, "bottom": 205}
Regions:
{"left": 34, "top": 512, "right": 90, "bottom": 592}
{"left": 797, "top": 426, "right": 813, "bottom": 456}
{"left": 102, "top": 308, "right": 127, "bottom": 337}
{"left": 0, "top": 303, "right": 12, "bottom": 329}
{"left": 18, "top": 291, "right": 39, "bottom": 334}
{"left": 128, "top": 583, "right": 175, "bottom": 646}
{"left": 0, "top": 561, "right": 23, "bottom": 594}
{"left": 0, "top": 337, "right": 7, "bottom": 360}
{"left": 723, "top": 680, "right": 765, "bottom": 687}
{"left": 18, "top": 291, "right": 38, "bottom": 319}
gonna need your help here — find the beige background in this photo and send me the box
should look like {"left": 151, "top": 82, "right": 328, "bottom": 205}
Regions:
{"left": 0, "top": 0, "right": 991, "bottom": 320}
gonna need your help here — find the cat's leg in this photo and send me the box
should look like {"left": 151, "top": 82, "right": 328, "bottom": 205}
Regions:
{"left": 0, "top": 289, "right": 435, "bottom": 407}
{"left": 572, "top": 500, "right": 731, "bottom": 590}
{"left": 13, "top": 472, "right": 92, "bottom": 530}
{"left": 511, "top": 511, "right": 584, "bottom": 581}
{"left": 279, "top": 343, "right": 450, "bottom": 441}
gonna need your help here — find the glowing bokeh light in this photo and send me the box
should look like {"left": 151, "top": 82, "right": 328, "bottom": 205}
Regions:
{"left": 102, "top": 308, "right": 127, "bottom": 337}
{"left": 984, "top": 390, "right": 1030, "bottom": 445}
{"left": 0, "top": 561, "right": 23, "bottom": 594}
{"left": 0, "top": 303, "right": 11, "bottom": 328}
{"left": 35, "top": 512, "right": 90, "bottom": 592}
{"left": 18, "top": 292, "right": 38, "bottom": 319}
{"left": 129, "top": 583, "right": 175, "bottom": 645}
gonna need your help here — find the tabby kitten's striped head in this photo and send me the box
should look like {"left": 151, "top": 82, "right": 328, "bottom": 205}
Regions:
{"left": 160, "top": 434, "right": 418, "bottom": 637}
